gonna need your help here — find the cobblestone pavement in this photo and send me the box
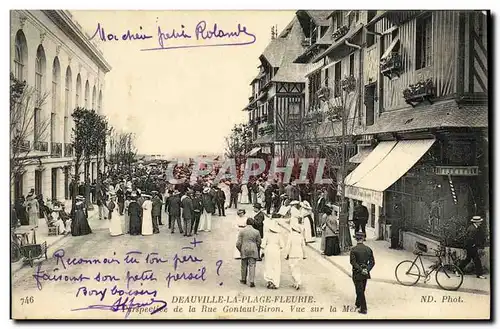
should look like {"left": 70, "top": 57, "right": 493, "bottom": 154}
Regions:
{"left": 11, "top": 207, "right": 490, "bottom": 319}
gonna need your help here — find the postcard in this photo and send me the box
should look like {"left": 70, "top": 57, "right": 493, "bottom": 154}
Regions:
{"left": 10, "top": 9, "right": 490, "bottom": 320}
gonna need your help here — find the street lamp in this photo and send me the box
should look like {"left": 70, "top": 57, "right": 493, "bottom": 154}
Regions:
{"left": 318, "top": 91, "right": 352, "bottom": 252}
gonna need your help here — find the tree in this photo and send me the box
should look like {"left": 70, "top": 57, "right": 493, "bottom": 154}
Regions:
{"left": 108, "top": 131, "right": 137, "bottom": 169}
{"left": 224, "top": 123, "right": 253, "bottom": 178}
{"left": 10, "top": 73, "right": 50, "bottom": 196}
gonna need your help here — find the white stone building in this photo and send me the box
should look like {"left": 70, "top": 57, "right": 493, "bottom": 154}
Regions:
{"left": 10, "top": 10, "right": 111, "bottom": 201}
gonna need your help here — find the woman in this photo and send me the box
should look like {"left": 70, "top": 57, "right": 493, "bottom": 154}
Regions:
{"left": 128, "top": 193, "right": 143, "bottom": 235}
{"left": 240, "top": 183, "right": 249, "bottom": 204}
{"left": 321, "top": 206, "right": 340, "bottom": 256}
{"left": 25, "top": 194, "right": 39, "bottom": 226}
{"left": 122, "top": 195, "right": 131, "bottom": 234}
{"left": 109, "top": 194, "right": 123, "bottom": 237}
{"left": 262, "top": 221, "right": 284, "bottom": 289}
{"left": 286, "top": 223, "right": 307, "bottom": 290}
{"left": 141, "top": 194, "right": 153, "bottom": 236}
{"left": 300, "top": 201, "right": 315, "bottom": 243}
{"left": 71, "top": 196, "right": 92, "bottom": 236}
{"left": 233, "top": 209, "right": 247, "bottom": 259}
{"left": 15, "top": 196, "right": 27, "bottom": 226}
{"left": 257, "top": 183, "right": 265, "bottom": 207}
{"left": 50, "top": 206, "right": 66, "bottom": 235}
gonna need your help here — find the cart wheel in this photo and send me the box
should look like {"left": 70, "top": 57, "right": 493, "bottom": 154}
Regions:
{"left": 11, "top": 242, "right": 21, "bottom": 263}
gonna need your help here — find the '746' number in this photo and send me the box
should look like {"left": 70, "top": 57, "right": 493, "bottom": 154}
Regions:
{"left": 20, "top": 296, "right": 34, "bottom": 305}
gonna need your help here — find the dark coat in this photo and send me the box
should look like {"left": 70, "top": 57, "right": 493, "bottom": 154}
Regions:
{"left": 202, "top": 193, "right": 215, "bottom": 213}
{"left": 128, "top": 201, "right": 143, "bottom": 235}
{"left": 253, "top": 211, "right": 265, "bottom": 237}
{"left": 167, "top": 195, "right": 182, "bottom": 217}
{"left": 350, "top": 243, "right": 375, "bottom": 281}
{"left": 193, "top": 196, "right": 203, "bottom": 214}
{"left": 354, "top": 204, "right": 369, "bottom": 225}
{"left": 151, "top": 196, "right": 163, "bottom": 216}
{"left": 316, "top": 196, "right": 326, "bottom": 213}
{"left": 181, "top": 196, "right": 194, "bottom": 220}
{"left": 464, "top": 223, "right": 485, "bottom": 249}
{"left": 216, "top": 190, "right": 226, "bottom": 202}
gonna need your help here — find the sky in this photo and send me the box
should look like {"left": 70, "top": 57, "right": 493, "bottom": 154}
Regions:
{"left": 70, "top": 10, "right": 295, "bottom": 158}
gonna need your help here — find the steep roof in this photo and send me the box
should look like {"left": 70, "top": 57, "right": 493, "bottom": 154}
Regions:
{"left": 261, "top": 38, "right": 287, "bottom": 67}
{"left": 272, "top": 63, "right": 310, "bottom": 83}
{"left": 305, "top": 10, "right": 333, "bottom": 26}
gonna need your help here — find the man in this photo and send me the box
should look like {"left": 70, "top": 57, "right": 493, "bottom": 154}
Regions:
{"left": 459, "top": 216, "right": 487, "bottom": 279}
{"left": 264, "top": 185, "right": 273, "bottom": 215}
{"left": 215, "top": 186, "right": 226, "bottom": 217}
{"left": 191, "top": 190, "right": 203, "bottom": 235}
{"left": 167, "top": 190, "right": 183, "bottom": 234}
{"left": 151, "top": 191, "right": 162, "bottom": 234}
{"left": 229, "top": 183, "right": 240, "bottom": 209}
{"left": 200, "top": 187, "right": 215, "bottom": 232}
{"left": 350, "top": 232, "right": 375, "bottom": 315}
{"left": 353, "top": 201, "right": 369, "bottom": 235}
{"left": 236, "top": 218, "right": 261, "bottom": 288}
{"left": 181, "top": 190, "right": 194, "bottom": 237}
{"left": 252, "top": 203, "right": 265, "bottom": 261}
{"left": 315, "top": 191, "right": 327, "bottom": 235}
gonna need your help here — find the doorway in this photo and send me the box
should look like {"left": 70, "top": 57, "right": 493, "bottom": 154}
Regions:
{"left": 51, "top": 168, "right": 58, "bottom": 200}
{"left": 365, "top": 83, "right": 376, "bottom": 126}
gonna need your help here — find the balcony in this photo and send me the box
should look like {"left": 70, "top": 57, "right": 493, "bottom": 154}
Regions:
{"left": 12, "top": 140, "right": 30, "bottom": 153}
{"left": 34, "top": 141, "right": 48, "bottom": 152}
{"left": 51, "top": 142, "right": 62, "bottom": 157}
{"left": 64, "top": 143, "right": 74, "bottom": 157}
{"left": 380, "top": 53, "right": 402, "bottom": 80}
{"left": 332, "top": 25, "right": 349, "bottom": 41}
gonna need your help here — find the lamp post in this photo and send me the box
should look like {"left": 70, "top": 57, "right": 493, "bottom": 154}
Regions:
{"left": 318, "top": 91, "right": 352, "bottom": 252}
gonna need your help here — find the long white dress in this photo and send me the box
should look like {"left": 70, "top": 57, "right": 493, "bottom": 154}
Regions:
{"left": 240, "top": 184, "right": 249, "bottom": 204}
{"left": 109, "top": 207, "right": 123, "bottom": 237}
{"left": 141, "top": 200, "right": 153, "bottom": 236}
{"left": 257, "top": 185, "right": 265, "bottom": 206}
{"left": 262, "top": 229, "right": 284, "bottom": 287}
{"left": 122, "top": 200, "right": 130, "bottom": 234}
{"left": 220, "top": 183, "right": 231, "bottom": 208}
{"left": 300, "top": 208, "right": 315, "bottom": 243}
{"left": 233, "top": 217, "right": 247, "bottom": 259}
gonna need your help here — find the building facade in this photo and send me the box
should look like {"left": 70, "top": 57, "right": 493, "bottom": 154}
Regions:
{"left": 10, "top": 10, "right": 111, "bottom": 202}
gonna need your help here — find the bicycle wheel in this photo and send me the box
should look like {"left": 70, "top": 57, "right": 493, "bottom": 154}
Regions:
{"left": 11, "top": 242, "right": 21, "bottom": 263}
{"left": 435, "top": 264, "right": 464, "bottom": 291}
{"left": 395, "top": 260, "right": 421, "bottom": 286}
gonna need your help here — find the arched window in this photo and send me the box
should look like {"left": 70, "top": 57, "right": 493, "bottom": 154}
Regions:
{"left": 64, "top": 66, "right": 72, "bottom": 145}
{"left": 34, "top": 45, "right": 46, "bottom": 144}
{"left": 52, "top": 57, "right": 60, "bottom": 114}
{"left": 98, "top": 90, "right": 103, "bottom": 113}
{"left": 14, "top": 30, "right": 27, "bottom": 81}
{"left": 84, "top": 80, "right": 89, "bottom": 108}
{"left": 92, "top": 85, "right": 96, "bottom": 110}
{"left": 76, "top": 74, "right": 81, "bottom": 108}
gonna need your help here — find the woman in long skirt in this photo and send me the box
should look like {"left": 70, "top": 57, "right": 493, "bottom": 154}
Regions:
{"left": 286, "top": 223, "right": 307, "bottom": 290}
{"left": 109, "top": 195, "right": 123, "bottom": 237}
{"left": 240, "top": 184, "right": 249, "bottom": 204}
{"left": 262, "top": 221, "right": 284, "bottom": 289}
{"left": 141, "top": 195, "right": 153, "bottom": 236}
{"left": 122, "top": 196, "right": 131, "bottom": 234}
{"left": 321, "top": 206, "right": 340, "bottom": 256}
{"left": 128, "top": 194, "right": 142, "bottom": 235}
{"left": 25, "top": 195, "right": 39, "bottom": 226}
{"left": 233, "top": 209, "right": 247, "bottom": 259}
{"left": 300, "top": 201, "right": 315, "bottom": 243}
{"left": 71, "top": 196, "right": 92, "bottom": 236}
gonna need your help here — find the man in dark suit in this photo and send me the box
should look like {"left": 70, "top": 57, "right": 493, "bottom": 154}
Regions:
{"left": 229, "top": 183, "right": 240, "bottom": 209}
{"left": 236, "top": 218, "right": 261, "bottom": 288}
{"left": 191, "top": 191, "right": 203, "bottom": 235}
{"left": 215, "top": 187, "right": 226, "bottom": 216}
{"left": 151, "top": 191, "right": 162, "bottom": 234}
{"left": 350, "top": 232, "right": 375, "bottom": 314}
{"left": 353, "top": 200, "right": 369, "bottom": 235}
{"left": 252, "top": 203, "right": 265, "bottom": 261}
{"left": 459, "top": 216, "right": 487, "bottom": 279}
{"left": 167, "top": 190, "right": 183, "bottom": 234}
{"left": 264, "top": 185, "right": 273, "bottom": 215}
{"left": 315, "top": 190, "right": 327, "bottom": 235}
{"left": 181, "top": 190, "right": 194, "bottom": 237}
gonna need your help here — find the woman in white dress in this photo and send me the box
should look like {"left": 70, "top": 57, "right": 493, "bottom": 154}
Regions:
{"left": 122, "top": 195, "right": 131, "bottom": 234}
{"left": 141, "top": 195, "right": 153, "bottom": 236}
{"left": 233, "top": 209, "right": 247, "bottom": 259}
{"left": 25, "top": 195, "right": 39, "bottom": 226}
{"left": 109, "top": 195, "right": 123, "bottom": 237}
{"left": 262, "top": 221, "right": 284, "bottom": 289}
{"left": 240, "top": 184, "right": 249, "bottom": 204}
{"left": 286, "top": 223, "right": 307, "bottom": 290}
{"left": 289, "top": 200, "right": 302, "bottom": 227}
{"left": 300, "top": 201, "right": 315, "bottom": 243}
{"left": 220, "top": 181, "right": 231, "bottom": 209}
{"left": 257, "top": 183, "right": 265, "bottom": 207}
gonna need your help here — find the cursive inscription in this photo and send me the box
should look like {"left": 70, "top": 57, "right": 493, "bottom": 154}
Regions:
{"left": 72, "top": 296, "right": 167, "bottom": 318}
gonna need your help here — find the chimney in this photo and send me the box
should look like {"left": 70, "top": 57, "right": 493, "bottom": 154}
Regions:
{"left": 271, "top": 26, "right": 276, "bottom": 39}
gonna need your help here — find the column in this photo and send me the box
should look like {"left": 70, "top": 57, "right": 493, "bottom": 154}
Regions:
{"left": 57, "top": 167, "right": 65, "bottom": 201}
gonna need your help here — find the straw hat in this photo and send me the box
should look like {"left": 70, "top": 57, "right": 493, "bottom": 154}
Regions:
{"left": 289, "top": 200, "right": 300, "bottom": 206}
{"left": 470, "top": 216, "right": 484, "bottom": 223}
{"left": 268, "top": 221, "right": 280, "bottom": 233}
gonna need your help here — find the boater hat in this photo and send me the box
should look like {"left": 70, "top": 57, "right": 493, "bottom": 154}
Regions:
{"left": 289, "top": 200, "right": 300, "bottom": 206}
{"left": 471, "top": 216, "right": 484, "bottom": 223}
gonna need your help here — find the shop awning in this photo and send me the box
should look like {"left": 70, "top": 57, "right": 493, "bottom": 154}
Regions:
{"left": 349, "top": 147, "right": 372, "bottom": 163}
{"left": 247, "top": 147, "right": 261, "bottom": 156}
{"left": 345, "top": 139, "right": 435, "bottom": 207}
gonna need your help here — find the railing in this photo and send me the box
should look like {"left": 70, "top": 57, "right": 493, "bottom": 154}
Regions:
{"left": 34, "top": 141, "right": 48, "bottom": 152}
{"left": 64, "top": 143, "right": 74, "bottom": 157}
{"left": 51, "top": 142, "right": 62, "bottom": 157}
{"left": 13, "top": 140, "right": 30, "bottom": 153}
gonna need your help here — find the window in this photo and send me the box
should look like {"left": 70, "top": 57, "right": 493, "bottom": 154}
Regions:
{"left": 366, "top": 11, "right": 377, "bottom": 48}
{"left": 14, "top": 31, "right": 27, "bottom": 81}
{"left": 52, "top": 58, "right": 60, "bottom": 114}
{"left": 416, "top": 15, "right": 432, "bottom": 70}
{"left": 84, "top": 81, "right": 90, "bottom": 108}
{"left": 92, "top": 86, "right": 96, "bottom": 110}
{"left": 98, "top": 90, "right": 103, "bottom": 113}
{"left": 308, "top": 70, "right": 321, "bottom": 110}
{"left": 335, "top": 11, "right": 343, "bottom": 29}
{"left": 76, "top": 74, "right": 81, "bottom": 108}
{"left": 35, "top": 46, "right": 45, "bottom": 103}
{"left": 64, "top": 67, "right": 71, "bottom": 144}
{"left": 324, "top": 68, "right": 329, "bottom": 87}
{"left": 349, "top": 53, "right": 355, "bottom": 76}
{"left": 334, "top": 62, "right": 342, "bottom": 97}
{"left": 34, "top": 108, "right": 40, "bottom": 143}
{"left": 35, "top": 170, "right": 42, "bottom": 196}
{"left": 320, "top": 26, "right": 328, "bottom": 38}
{"left": 51, "top": 113, "right": 56, "bottom": 143}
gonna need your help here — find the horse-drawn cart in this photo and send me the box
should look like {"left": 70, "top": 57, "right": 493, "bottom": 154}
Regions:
{"left": 12, "top": 225, "right": 48, "bottom": 267}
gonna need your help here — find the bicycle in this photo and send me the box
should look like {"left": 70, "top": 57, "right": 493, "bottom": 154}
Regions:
{"left": 11, "top": 228, "right": 22, "bottom": 263}
{"left": 395, "top": 244, "right": 464, "bottom": 291}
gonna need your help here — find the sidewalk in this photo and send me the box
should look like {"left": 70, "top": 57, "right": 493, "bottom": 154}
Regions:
{"left": 276, "top": 218, "right": 490, "bottom": 295}
{"left": 11, "top": 202, "right": 109, "bottom": 274}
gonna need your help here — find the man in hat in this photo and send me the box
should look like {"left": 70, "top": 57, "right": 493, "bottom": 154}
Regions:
{"left": 353, "top": 200, "right": 369, "bottom": 235}
{"left": 151, "top": 191, "right": 162, "bottom": 234}
{"left": 215, "top": 186, "right": 226, "bottom": 217}
{"left": 191, "top": 190, "right": 203, "bottom": 235}
{"left": 181, "top": 190, "right": 194, "bottom": 237}
{"left": 458, "top": 216, "right": 487, "bottom": 279}
{"left": 107, "top": 192, "right": 116, "bottom": 221}
{"left": 167, "top": 190, "right": 183, "bottom": 234}
{"left": 116, "top": 183, "right": 125, "bottom": 216}
{"left": 236, "top": 218, "right": 261, "bottom": 288}
{"left": 252, "top": 203, "right": 265, "bottom": 261}
{"left": 350, "top": 231, "right": 375, "bottom": 314}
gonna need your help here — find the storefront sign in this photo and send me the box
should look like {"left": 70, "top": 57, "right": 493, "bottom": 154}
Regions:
{"left": 434, "top": 166, "right": 479, "bottom": 176}
{"left": 345, "top": 185, "right": 383, "bottom": 207}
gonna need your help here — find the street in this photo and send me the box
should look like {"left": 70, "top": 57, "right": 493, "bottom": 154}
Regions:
{"left": 11, "top": 206, "right": 489, "bottom": 320}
